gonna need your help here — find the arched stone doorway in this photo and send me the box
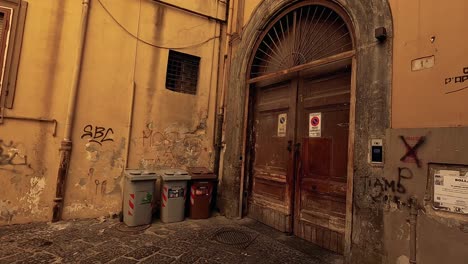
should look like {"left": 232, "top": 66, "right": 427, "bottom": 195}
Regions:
{"left": 220, "top": 0, "right": 392, "bottom": 260}
{"left": 246, "top": 2, "right": 355, "bottom": 254}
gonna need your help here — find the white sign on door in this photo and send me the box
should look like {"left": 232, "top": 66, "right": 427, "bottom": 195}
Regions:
{"left": 277, "top": 113, "right": 287, "bottom": 137}
{"left": 433, "top": 170, "right": 468, "bottom": 214}
{"left": 309, "top": 112, "right": 321, "bottom": 138}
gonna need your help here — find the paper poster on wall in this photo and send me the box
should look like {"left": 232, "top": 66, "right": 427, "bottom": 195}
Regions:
{"left": 433, "top": 170, "right": 468, "bottom": 214}
{"left": 309, "top": 112, "right": 321, "bottom": 137}
{"left": 277, "top": 113, "right": 287, "bottom": 137}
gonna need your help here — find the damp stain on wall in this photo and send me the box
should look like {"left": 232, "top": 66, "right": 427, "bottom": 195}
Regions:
{"left": 85, "top": 143, "right": 100, "bottom": 162}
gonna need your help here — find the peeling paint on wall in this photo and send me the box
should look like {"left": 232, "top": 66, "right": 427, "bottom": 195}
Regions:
{"left": 85, "top": 143, "right": 100, "bottom": 162}
{"left": 110, "top": 138, "right": 126, "bottom": 169}
{"left": 64, "top": 203, "right": 96, "bottom": 214}
{"left": 20, "top": 177, "right": 46, "bottom": 215}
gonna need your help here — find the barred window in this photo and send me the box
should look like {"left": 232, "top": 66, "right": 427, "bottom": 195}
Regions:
{"left": 165, "top": 50, "right": 200, "bottom": 95}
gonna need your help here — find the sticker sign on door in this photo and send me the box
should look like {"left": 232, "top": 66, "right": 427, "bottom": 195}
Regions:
{"left": 277, "top": 113, "right": 287, "bottom": 137}
{"left": 309, "top": 113, "right": 321, "bottom": 137}
{"left": 433, "top": 170, "right": 468, "bottom": 214}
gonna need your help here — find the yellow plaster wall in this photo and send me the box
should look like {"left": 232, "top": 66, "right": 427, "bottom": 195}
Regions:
{"left": 1, "top": 0, "right": 223, "bottom": 224}
{"left": 242, "top": 0, "right": 260, "bottom": 28}
{"left": 390, "top": 0, "right": 468, "bottom": 128}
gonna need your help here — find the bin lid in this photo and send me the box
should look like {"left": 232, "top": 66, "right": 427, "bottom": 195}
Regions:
{"left": 187, "top": 167, "right": 217, "bottom": 180}
{"left": 124, "top": 170, "right": 158, "bottom": 181}
{"left": 157, "top": 169, "right": 191, "bottom": 181}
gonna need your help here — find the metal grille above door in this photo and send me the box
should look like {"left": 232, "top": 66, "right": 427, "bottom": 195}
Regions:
{"left": 250, "top": 4, "right": 353, "bottom": 78}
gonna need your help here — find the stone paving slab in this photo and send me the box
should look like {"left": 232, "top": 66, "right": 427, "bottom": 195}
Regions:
{"left": 0, "top": 216, "right": 344, "bottom": 264}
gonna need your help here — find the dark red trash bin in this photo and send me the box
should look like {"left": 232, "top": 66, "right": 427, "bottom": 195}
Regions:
{"left": 187, "top": 167, "right": 217, "bottom": 219}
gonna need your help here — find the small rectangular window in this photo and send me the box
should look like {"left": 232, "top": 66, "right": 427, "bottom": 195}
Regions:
{"left": 165, "top": 50, "right": 200, "bottom": 95}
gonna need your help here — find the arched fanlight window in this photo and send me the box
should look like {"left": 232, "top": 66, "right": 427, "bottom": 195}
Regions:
{"left": 250, "top": 4, "right": 353, "bottom": 78}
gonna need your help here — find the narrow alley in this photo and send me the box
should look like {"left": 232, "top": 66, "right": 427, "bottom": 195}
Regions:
{"left": 1, "top": 0, "right": 468, "bottom": 263}
{"left": 0, "top": 216, "right": 343, "bottom": 264}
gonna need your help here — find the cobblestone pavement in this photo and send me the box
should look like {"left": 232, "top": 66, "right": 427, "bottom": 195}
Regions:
{"left": 0, "top": 216, "right": 344, "bottom": 264}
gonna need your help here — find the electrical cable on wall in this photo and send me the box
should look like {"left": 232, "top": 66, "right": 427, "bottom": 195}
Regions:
{"left": 96, "top": 0, "right": 220, "bottom": 50}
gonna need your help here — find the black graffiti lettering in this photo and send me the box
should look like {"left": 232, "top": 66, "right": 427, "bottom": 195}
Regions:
{"left": 81, "top": 125, "right": 114, "bottom": 145}
{"left": 445, "top": 78, "right": 452, "bottom": 84}
{"left": 383, "top": 178, "right": 395, "bottom": 192}
{"left": 398, "top": 167, "right": 413, "bottom": 180}
{"left": 368, "top": 167, "right": 413, "bottom": 203}
{"left": 81, "top": 125, "right": 93, "bottom": 139}
{"left": 396, "top": 183, "right": 406, "bottom": 194}
{"left": 102, "top": 128, "right": 114, "bottom": 143}
{"left": 94, "top": 126, "right": 105, "bottom": 139}
{"left": 373, "top": 178, "right": 384, "bottom": 189}
{"left": 393, "top": 196, "right": 401, "bottom": 203}
{"left": 397, "top": 167, "right": 413, "bottom": 194}
{"left": 464, "top": 67, "right": 468, "bottom": 75}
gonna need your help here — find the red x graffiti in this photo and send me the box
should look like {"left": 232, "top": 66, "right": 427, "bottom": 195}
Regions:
{"left": 399, "top": 136, "right": 425, "bottom": 168}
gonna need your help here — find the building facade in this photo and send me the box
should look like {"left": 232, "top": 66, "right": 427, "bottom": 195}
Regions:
{"left": 1, "top": 0, "right": 468, "bottom": 263}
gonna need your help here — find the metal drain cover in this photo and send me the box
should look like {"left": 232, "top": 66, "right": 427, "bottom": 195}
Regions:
{"left": 212, "top": 228, "right": 257, "bottom": 249}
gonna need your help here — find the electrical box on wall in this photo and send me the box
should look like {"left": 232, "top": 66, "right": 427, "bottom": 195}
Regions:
{"left": 370, "top": 139, "right": 384, "bottom": 165}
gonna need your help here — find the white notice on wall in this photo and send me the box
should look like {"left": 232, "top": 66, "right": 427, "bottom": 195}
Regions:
{"left": 309, "top": 112, "right": 321, "bottom": 138}
{"left": 277, "top": 113, "right": 287, "bottom": 137}
{"left": 433, "top": 170, "right": 468, "bottom": 214}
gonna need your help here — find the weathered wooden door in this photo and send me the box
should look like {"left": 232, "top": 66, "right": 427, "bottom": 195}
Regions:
{"left": 248, "top": 80, "right": 297, "bottom": 233}
{"left": 294, "top": 72, "right": 351, "bottom": 254}
{"left": 245, "top": 1, "right": 354, "bottom": 255}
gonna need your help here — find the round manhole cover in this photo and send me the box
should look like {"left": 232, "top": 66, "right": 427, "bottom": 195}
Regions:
{"left": 214, "top": 229, "right": 252, "bottom": 245}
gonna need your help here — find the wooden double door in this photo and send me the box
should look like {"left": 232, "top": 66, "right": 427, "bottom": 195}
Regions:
{"left": 247, "top": 71, "right": 351, "bottom": 254}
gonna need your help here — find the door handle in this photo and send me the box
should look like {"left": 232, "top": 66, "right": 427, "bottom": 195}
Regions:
{"left": 294, "top": 143, "right": 301, "bottom": 153}
{"left": 287, "top": 140, "right": 293, "bottom": 152}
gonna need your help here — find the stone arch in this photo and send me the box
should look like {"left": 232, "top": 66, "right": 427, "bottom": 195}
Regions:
{"left": 220, "top": 0, "right": 392, "bottom": 262}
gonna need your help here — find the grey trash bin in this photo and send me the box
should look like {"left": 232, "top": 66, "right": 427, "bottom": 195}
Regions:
{"left": 123, "top": 170, "right": 158, "bottom": 227}
{"left": 157, "top": 169, "right": 190, "bottom": 223}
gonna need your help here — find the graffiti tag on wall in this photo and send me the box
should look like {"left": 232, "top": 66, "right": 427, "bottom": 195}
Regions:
{"left": 368, "top": 167, "right": 413, "bottom": 205}
{"left": 399, "top": 136, "right": 425, "bottom": 168}
{"left": 81, "top": 125, "right": 114, "bottom": 146}
{"left": 0, "top": 139, "right": 32, "bottom": 173}
{"left": 94, "top": 179, "right": 107, "bottom": 195}
{"left": 141, "top": 123, "right": 204, "bottom": 168}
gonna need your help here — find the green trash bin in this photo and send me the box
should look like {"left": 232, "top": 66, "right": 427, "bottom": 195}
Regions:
{"left": 123, "top": 170, "right": 158, "bottom": 227}
{"left": 157, "top": 169, "right": 190, "bottom": 223}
